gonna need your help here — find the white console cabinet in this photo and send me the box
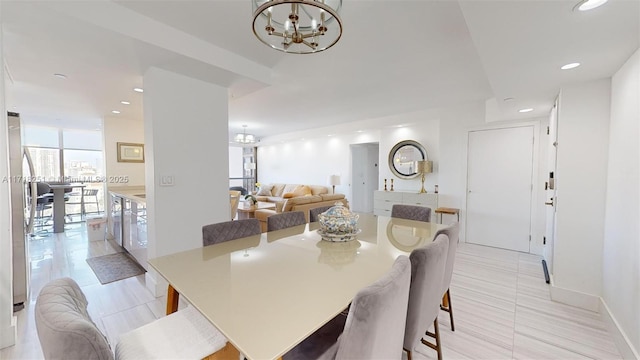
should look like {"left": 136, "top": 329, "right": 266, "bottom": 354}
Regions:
{"left": 373, "top": 190, "right": 438, "bottom": 221}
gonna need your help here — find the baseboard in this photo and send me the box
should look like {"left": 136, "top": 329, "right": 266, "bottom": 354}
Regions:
{"left": 548, "top": 275, "right": 600, "bottom": 312}
{"left": 0, "top": 315, "right": 16, "bottom": 349}
{"left": 600, "top": 298, "right": 640, "bottom": 360}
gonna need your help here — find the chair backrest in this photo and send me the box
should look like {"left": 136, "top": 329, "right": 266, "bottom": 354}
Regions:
{"left": 84, "top": 188, "right": 99, "bottom": 196}
{"left": 435, "top": 222, "right": 460, "bottom": 294}
{"left": 309, "top": 205, "right": 333, "bottom": 223}
{"left": 36, "top": 182, "right": 52, "bottom": 197}
{"left": 229, "top": 186, "right": 247, "bottom": 195}
{"left": 391, "top": 204, "right": 431, "bottom": 222}
{"left": 335, "top": 256, "right": 412, "bottom": 359}
{"left": 267, "top": 211, "right": 306, "bottom": 231}
{"left": 229, "top": 190, "right": 241, "bottom": 220}
{"left": 35, "top": 277, "right": 113, "bottom": 360}
{"left": 403, "top": 234, "right": 449, "bottom": 353}
{"left": 202, "top": 218, "right": 261, "bottom": 246}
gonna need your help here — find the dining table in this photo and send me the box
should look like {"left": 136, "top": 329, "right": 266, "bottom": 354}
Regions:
{"left": 47, "top": 183, "right": 85, "bottom": 233}
{"left": 148, "top": 213, "right": 450, "bottom": 360}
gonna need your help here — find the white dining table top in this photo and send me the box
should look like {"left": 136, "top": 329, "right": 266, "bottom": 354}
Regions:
{"left": 148, "top": 213, "right": 450, "bottom": 360}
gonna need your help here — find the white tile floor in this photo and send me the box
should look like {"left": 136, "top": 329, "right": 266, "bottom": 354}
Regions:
{"left": 0, "top": 224, "right": 623, "bottom": 360}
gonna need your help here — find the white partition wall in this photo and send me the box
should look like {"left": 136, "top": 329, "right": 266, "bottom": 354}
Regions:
{"left": 143, "top": 67, "right": 229, "bottom": 295}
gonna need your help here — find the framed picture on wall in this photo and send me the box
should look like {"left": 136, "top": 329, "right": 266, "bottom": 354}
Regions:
{"left": 117, "top": 142, "right": 145, "bottom": 163}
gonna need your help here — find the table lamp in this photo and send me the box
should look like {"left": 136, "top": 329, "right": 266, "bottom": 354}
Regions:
{"left": 329, "top": 175, "right": 341, "bottom": 194}
{"left": 415, "top": 160, "right": 432, "bottom": 193}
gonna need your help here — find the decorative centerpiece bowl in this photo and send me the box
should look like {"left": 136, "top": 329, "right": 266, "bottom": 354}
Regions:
{"left": 317, "top": 203, "right": 360, "bottom": 242}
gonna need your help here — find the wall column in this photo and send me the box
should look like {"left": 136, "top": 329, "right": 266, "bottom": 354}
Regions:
{"left": 143, "top": 67, "right": 229, "bottom": 295}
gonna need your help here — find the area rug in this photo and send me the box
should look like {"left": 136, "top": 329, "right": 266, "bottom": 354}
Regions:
{"left": 86, "top": 252, "right": 146, "bottom": 285}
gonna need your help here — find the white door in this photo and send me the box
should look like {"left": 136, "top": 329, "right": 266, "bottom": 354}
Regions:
{"left": 350, "top": 143, "right": 379, "bottom": 213}
{"left": 543, "top": 99, "right": 559, "bottom": 273}
{"left": 466, "top": 126, "right": 534, "bottom": 252}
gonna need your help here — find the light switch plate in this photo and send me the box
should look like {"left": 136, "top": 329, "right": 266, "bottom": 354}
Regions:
{"left": 160, "top": 175, "right": 174, "bottom": 186}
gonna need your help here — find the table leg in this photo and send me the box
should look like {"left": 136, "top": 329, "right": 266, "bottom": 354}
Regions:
{"left": 166, "top": 284, "right": 179, "bottom": 315}
{"left": 52, "top": 188, "right": 66, "bottom": 233}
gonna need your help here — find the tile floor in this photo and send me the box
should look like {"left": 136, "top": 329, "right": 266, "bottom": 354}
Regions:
{"left": 0, "top": 223, "right": 623, "bottom": 360}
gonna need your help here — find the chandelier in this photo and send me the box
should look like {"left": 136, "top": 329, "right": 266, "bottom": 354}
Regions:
{"left": 235, "top": 125, "right": 256, "bottom": 144}
{"left": 252, "top": 0, "right": 343, "bottom": 54}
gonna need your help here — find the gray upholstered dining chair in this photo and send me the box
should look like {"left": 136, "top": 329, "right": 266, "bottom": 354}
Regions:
{"left": 403, "top": 234, "right": 449, "bottom": 360}
{"left": 309, "top": 205, "right": 333, "bottom": 223}
{"left": 391, "top": 204, "right": 431, "bottom": 222}
{"left": 284, "top": 255, "right": 412, "bottom": 360}
{"left": 267, "top": 211, "right": 306, "bottom": 231}
{"left": 35, "top": 277, "right": 229, "bottom": 360}
{"left": 202, "top": 218, "right": 261, "bottom": 246}
{"left": 435, "top": 221, "right": 460, "bottom": 331}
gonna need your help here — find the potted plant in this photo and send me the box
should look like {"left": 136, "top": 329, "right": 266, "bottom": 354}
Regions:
{"left": 245, "top": 194, "right": 258, "bottom": 207}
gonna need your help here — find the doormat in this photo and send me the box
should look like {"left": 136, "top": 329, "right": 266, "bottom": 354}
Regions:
{"left": 86, "top": 252, "right": 146, "bottom": 285}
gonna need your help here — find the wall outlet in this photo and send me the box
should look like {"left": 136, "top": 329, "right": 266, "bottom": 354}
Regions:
{"left": 160, "top": 175, "right": 174, "bottom": 187}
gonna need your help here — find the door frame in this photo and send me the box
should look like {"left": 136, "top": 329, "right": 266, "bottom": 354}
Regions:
{"left": 461, "top": 120, "right": 545, "bottom": 254}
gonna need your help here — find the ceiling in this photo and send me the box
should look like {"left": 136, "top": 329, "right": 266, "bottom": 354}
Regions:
{"left": 2, "top": 0, "right": 638, "bottom": 140}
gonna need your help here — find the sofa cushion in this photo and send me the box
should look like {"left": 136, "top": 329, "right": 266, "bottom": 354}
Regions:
{"left": 321, "top": 194, "right": 346, "bottom": 201}
{"left": 293, "top": 185, "right": 312, "bottom": 196}
{"left": 272, "top": 184, "right": 287, "bottom": 197}
{"left": 289, "top": 195, "right": 322, "bottom": 205}
{"left": 309, "top": 185, "right": 329, "bottom": 196}
{"left": 282, "top": 184, "right": 300, "bottom": 194}
{"left": 283, "top": 193, "right": 295, "bottom": 199}
{"left": 256, "top": 185, "right": 273, "bottom": 196}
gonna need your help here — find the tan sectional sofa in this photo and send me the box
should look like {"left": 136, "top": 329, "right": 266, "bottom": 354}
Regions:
{"left": 253, "top": 183, "right": 348, "bottom": 232}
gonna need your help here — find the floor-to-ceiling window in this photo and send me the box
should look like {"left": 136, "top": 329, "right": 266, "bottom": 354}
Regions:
{"left": 23, "top": 124, "right": 105, "bottom": 219}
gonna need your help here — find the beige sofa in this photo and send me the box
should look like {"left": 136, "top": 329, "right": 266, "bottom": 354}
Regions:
{"left": 253, "top": 183, "right": 348, "bottom": 232}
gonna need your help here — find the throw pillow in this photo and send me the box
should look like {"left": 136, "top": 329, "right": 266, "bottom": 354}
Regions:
{"left": 282, "top": 192, "right": 295, "bottom": 199}
{"left": 256, "top": 185, "right": 273, "bottom": 196}
{"left": 292, "top": 185, "right": 312, "bottom": 197}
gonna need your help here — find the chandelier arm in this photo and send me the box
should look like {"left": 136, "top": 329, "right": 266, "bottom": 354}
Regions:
{"left": 301, "top": 40, "right": 316, "bottom": 49}
{"left": 301, "top": 33, "right": 319, "bottom": 39}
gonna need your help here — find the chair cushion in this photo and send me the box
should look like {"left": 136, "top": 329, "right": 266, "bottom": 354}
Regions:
{"left": 115, "top": 306, "right": 226, "bottom": 360}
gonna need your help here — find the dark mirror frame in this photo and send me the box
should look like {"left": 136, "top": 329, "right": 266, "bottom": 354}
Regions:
{"left": 388, "top": 140, "right": 427, "bottom": 179}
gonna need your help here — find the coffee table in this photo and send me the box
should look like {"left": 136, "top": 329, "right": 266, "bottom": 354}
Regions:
{"left": 237, "top": 201, "right": 275, "bottom": 220}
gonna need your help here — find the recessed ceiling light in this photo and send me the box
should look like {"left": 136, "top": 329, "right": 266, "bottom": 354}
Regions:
{"left": 53, "top": 73, "right": 67, "bottom": 79}
{"left": 503, "top": 97, "right": 515, "bottom": 102}
{"left": 519, "top": 108, "right": 534, "bottom": 113}
{"left": 133, "top": 88, "right": 144, "bottom": 93}
{"left": 121, "top": 101, "right": 131, "bottom": 105}
{"left": 112, "top": 110, "right": 121, "bottom": 114}
{"left": 561, "top": 62, "right": 581, "bottom": 70}
{"left": 574, "top": 0, "right": 608, "bottom": 11}
{"left": 356, "top": 130, "right": 364, "bottom": 133}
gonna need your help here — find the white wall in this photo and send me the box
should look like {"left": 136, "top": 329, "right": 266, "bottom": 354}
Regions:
{"left": 0, "top": 0, "right": 17, "bottom": 346}
{"left": 257, "top": 109, "right": 441, "bottom": 202}
{"left": 602, "top": 49, "right": 640, "bottom": 358}
{"left": 259, "top": 105, "right": 548, "bottom": 251}
{"left": 553, "top": 79, "right": 611, "bottom": 304}
{"left": 143, "top": 67, "right": 229, "bottom": 295}
{"left": 103, "top": 115, "right": 145, "bottom": 188}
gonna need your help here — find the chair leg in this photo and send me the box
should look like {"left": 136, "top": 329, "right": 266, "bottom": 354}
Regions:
{"left": 440, "top": 288, "right": 455, "bottom": 331}
{"left": 422, "top": 319, "right": 443, "bottom": 360}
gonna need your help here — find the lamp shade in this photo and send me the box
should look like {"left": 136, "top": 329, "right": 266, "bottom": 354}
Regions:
{"left": 328, "top": 175, "right": 341, "bottom": 186}
{"left": 416, "top": 160, "right": 433, "bottom": 174}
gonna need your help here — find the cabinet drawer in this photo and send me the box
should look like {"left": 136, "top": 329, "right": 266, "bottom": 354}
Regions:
{"left": 402, "top": 193, "right": 438, "bottom": 207}
{"left": 373, "top": 208, "right": 392, "bottom": 216}
{"left": 374, "top": 191, "right": 402, "bottom": 201}
{"left": 374, "top": 200, "right": 394, "bottom": 211}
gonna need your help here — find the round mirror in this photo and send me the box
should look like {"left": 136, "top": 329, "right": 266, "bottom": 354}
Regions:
{"left": 388, "top": 140, "right": 427, "bottom": 179}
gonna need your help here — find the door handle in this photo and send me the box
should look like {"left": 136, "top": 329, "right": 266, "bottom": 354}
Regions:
{"left": 545, "top": 199, "right": 554, "bottom": 206}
